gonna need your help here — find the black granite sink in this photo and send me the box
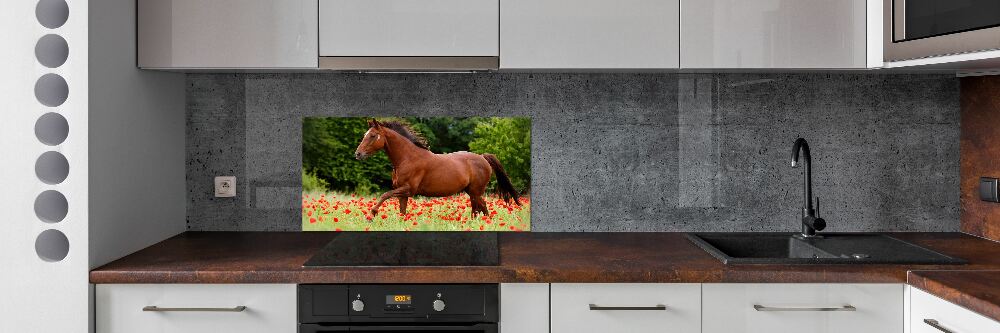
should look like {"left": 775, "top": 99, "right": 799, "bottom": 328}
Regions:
{"left": 686, "top": 233, "right": 966, "bottom": 265}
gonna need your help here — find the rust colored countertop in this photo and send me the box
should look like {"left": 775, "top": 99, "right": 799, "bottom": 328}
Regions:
{"left": 908, "top": 270, "right": 1000, "bottom": 323}
{"left": 89, "top": 232, "right": 1000, "bottom": 320}
{"left": 91, "top": 232, "right": 1000, "bottom": 285}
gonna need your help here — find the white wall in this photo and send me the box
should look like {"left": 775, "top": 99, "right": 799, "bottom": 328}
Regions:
{"left": 0, "top": 0, "right": 185, "bottom": 331}
{"left": 0, "top": 0, "right": 90, "bottom": 331}
{"left": 88, "top": 0, "right": 186, "bottom": 269}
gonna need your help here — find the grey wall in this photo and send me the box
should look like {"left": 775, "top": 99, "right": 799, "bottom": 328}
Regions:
{"left": 89, "top": 0, "right": 186, "bottom": 269}
{"left": 186, "top": 73, "right": 959, "bottom": 232}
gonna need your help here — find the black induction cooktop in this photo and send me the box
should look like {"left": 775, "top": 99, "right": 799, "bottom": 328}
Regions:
{"left": 303, "top": 232, "right": 499, "bottom": 267}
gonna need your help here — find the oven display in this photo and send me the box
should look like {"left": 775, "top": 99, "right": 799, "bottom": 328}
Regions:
{"left": 386, "top": 295, "right": 412, "bottom": 305}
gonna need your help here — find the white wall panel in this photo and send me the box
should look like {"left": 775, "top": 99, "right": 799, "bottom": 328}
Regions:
{"left": 0, "top": 0, "right": 89, "bottom": 331}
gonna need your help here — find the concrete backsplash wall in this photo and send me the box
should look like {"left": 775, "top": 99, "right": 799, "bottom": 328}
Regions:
{"left": 186, "top": 73, "right": 960, "bottom": 232}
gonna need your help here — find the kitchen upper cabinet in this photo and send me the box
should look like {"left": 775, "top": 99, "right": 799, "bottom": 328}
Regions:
{"left": 319, "top": 0, "right": 499, "bottom": 57}
{"left": 96, "top": 284, "right": 297, "bottom": 333}
{"left": 909, "top": 287, "right": 1000, "bottom": 333}
{"left": 681, "top": 0, "right": 873, "bottom": 68}
{"left": 500, "top": 0, "right": 680, "bottom": 69}
{"left": 138, "top": 0, "right": 318, "bottom": 69}
{"left": 551, "top": 283, "right": 701, "bottom": 333}
{"left": 702, "top": 284, "right": 903, "bottom": 333}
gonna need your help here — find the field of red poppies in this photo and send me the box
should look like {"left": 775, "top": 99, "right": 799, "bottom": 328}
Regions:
{"left": 302, "top": 192, "right": 530, "bottom": 231}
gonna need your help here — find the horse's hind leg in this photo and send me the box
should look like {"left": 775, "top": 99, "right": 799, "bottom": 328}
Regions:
{"left": 466, "top": 191, "right": 488, "bottom": 217}
{"left": 475, "top": 196, "right": 488, "bottom": 216}
{"left": 399, "top": 196, "right": 409, "bottom": 215}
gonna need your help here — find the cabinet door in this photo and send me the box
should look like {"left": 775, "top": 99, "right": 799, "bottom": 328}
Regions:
{"left": 319, "top": 0, "right": 499, "bottom": 56}
{"left": 501, "top": 0, "right": 680, "bottom": 69}
{"left": 681, "top": 0, "right": 868, "bottom": 68}
{"left": 551, "top": 283, "right": 700, "bottom": 333}
{"left": 500, "top": 284, "right": 549, "bottom": 333}
{"left": 96, "top": 284, "right": 297, "bottom": 333}
{"left": 910, "top": 287, "right": 1000, "bottom": 333}
{"left": 702, "top": 283, "right": 903, "bottom": 333}
{"left": 138, "top": 0, "right": 318, "bottom": 69}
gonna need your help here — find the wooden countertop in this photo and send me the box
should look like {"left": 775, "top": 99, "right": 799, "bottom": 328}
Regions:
{"left": 908, "top": 270, "right": 1000, "bottom": 323}
{"left": 90, "top": 232, "right": 1000, "bottom": 321}
{"left": 91, "top": 232, "right": 1000, "bottom": 284}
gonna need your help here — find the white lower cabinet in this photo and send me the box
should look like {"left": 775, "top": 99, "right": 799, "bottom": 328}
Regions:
{"left": 550, "top": 283, "right": 701, "bottom": 333}
{"left": 96, "top": 284, "right": 297, "bottom": 333}
{"left": 702, "top": 283, "right": 904, "bottom": 333}
{"left": 500, "top": 283, "right": 549, "bottom": 333}
{"left": 909, "top": 287, "right": 1000, "bottom": 333}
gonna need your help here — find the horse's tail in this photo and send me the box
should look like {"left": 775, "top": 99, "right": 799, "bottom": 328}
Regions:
{"left": 482, "top": 154, "right": 522, "bottom": 206}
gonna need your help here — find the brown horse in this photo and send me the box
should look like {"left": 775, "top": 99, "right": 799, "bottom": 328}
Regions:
{"left": 354, "top": 119, "right": 521, "bottom": 217}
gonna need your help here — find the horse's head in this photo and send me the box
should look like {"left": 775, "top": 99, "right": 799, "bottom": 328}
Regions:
{"left": 355, "top": 119, "right": 387, "bottom": 160}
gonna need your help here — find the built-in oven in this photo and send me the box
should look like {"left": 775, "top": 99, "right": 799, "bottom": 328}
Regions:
{"left": 884, "top": 0, "right": 1000, "bottom": 61}
{"left": 299, "top": 284, "right": 498, "bottom": 333}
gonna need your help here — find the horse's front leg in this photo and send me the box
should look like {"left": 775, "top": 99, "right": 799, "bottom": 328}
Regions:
{"left": 371, "top": 186, "right": 411, "bottom": 217}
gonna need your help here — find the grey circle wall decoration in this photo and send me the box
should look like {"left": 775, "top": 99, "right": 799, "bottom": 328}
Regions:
{"left": 35, "top": 112, "right": 69, "bottom": 145}
{"left": 35, "top": 34, "right": 69, "bottom": 68}
{"left": 35, "top": 229, "right": 69, "bottom": 262}
{"left": 36, "top": 0, "right": 69, "bottom": 29}
{"left": 34, "top": 73, "right": 69, "bottom": 107}
{"left": 35, "top": 151, "right": 69, "bottom": 184}
{"left": 34, "top": 190, "right": 68, "bottom": 223}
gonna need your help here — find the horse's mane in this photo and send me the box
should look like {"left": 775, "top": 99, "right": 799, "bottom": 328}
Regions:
{"left": 381, "top": 120, "right": 429, "bottom": 150}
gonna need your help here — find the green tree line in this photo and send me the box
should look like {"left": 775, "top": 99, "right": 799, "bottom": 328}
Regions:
{"left": 303, "top": 117, "right": 531, "bottom": 194}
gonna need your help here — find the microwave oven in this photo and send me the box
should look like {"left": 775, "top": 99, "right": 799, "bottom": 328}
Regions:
{"left": 884, "top": 0, "right": 1000, "bottom": 62}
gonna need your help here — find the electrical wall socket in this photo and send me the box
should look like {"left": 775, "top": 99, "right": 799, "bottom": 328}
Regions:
{"left": 980, "top": 177, "right": 999, "bottom": 202}
{"left": 215, "top": 176, "right": 236, "bottom": 198}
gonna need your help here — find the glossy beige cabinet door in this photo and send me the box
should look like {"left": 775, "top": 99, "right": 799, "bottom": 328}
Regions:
{"left": 681, "top": 0, "right": 870, "bottom": 68}
{"left": 910, "top": 287, "right": 1000, "bottom": 333}
{"left": 501, "top": 0, "right": 680, "bottom": 69}
{"left": 551, "top": 283, "right": 701, "bottom": 333}
{"left": 702, "top": 283, "right": 903, "bottom": 333}
{"left": 138, "top": 0, "right": 318, "bottom": 69}
{"left": 320, "top": 0, "right": 499, "bottom": 56}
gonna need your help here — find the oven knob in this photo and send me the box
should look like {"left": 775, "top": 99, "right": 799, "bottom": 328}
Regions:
{"left": 352, "top": 299, "right": 365, "bottom": 312}
{"left": 432, "top": 299, "right": 446, "bottom": 312}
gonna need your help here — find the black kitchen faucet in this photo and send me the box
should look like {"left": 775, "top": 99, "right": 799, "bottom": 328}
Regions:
{"left": 791, "top": 138, "right": 826, "bottom": 237}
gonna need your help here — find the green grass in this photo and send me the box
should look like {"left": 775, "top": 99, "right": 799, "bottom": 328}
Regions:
{"left": 302, "top": 191, "right": 530, "bottom": 232}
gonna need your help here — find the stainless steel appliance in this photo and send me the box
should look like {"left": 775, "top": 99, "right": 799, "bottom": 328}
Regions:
{"left": 299, "top": 284, "right": 499, "bottom": 332}
{"left": 885, "top": 0, "right": 1000, "bottom": 61}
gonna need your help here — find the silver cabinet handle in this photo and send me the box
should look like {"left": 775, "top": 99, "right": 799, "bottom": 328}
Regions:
{"left": 589, "top": 304, "right": 666, "bottom": 311}
{"left": 923, "top": 319, "right": 955, "bottom": 333}
{"left": 143, "top": 306, "right": 247, "bottom": 312}
{"left": 753, "top": 304, "right": 856, "bottom": 312}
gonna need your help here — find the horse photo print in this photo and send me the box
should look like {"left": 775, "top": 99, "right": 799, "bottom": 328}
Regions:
{"left": 302, "top": 117, "right": 531, "bottom": 231}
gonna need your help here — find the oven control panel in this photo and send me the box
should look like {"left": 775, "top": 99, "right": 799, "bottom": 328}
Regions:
{"left": 350, "top": 285, "right": 478, "bottom": 318}
{"left": 299, "top": 284, "right": 498, "bottom": 324}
